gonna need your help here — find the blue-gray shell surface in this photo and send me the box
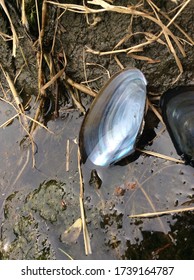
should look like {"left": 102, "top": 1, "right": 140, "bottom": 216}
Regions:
{"left": 79, "top": 68, "right": 147, "bottom": 167}
{"left": 160, "top": 86, "right": 194, "bottom": 166}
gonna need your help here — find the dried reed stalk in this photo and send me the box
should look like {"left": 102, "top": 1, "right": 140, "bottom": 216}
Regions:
{"left": 66, "top": 76, "right": 97, "bottom": 97}
{"left": 21, "top": 0, "right": 29, "bottom": 29}
{"left": 129, "top": 206, "right": 194, "bottom": 218}
{"left": 46, "top": 0, "right": 193, "bottom": 77}
{"left": 77, "top": 148, "right": 92, "bottom": 255}
{"left": 0, "top": 0, "right": 19, "bottom": 56}
{"left": 136, "top": 148, "right": 185, "bottom": 164}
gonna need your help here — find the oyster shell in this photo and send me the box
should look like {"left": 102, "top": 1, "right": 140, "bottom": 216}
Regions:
{"left": 79, "top": 68, "right": 147, "bottom": 167}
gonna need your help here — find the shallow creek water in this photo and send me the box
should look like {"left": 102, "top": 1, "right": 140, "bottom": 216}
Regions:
{"left": 0, "top": 98, "right": 194, "bottom": 259}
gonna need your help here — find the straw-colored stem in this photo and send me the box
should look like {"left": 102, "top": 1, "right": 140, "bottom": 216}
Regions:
{"left": 129, "top": 206, "right": 194, "bottom": 218}
{"left": 77, "top": 148, "right": 92, "bottom": 255}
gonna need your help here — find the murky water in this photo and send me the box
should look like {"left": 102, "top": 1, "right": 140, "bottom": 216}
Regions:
{"left": 0, "top": 97, "right": 194, "bottom": 259}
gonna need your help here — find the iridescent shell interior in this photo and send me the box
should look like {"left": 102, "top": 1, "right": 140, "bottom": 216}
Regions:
{"left": 160, "top": 86, "right": 194, "bottom": 166}
{"left": 79, "top": 68, "right": 147, "bottom": 167}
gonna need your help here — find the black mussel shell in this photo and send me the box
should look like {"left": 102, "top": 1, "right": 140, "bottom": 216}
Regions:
{"left": 160, "top": 86, "right": 194, "bottom": 166}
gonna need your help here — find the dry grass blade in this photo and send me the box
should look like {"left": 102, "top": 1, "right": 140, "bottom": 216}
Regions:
{"left": 137, "top": 181, "right": 167, "bottom": 233}
{"left": 46, "top": 0, "right": 192, "bottom": 76}
{"left": 68, "top": 88, "right": 86, "bottom": 114}
{"left": 66, "top": 76, "right": 97, "bottom": 97}
{"left": 58, "top": 248, "right": 74, "bottom": 260}
{"left": 2, "top": 69, "right": 24, "bottom": 113}
{"left": 21, "top": 0, "right": 29, "bottom": 29}
{"left": 0, "top": 94, "right": 32, "bottom": 166}
{"left": 0, "top": 31, "right": 12, "bottom": 41}
{"left": 0, "top": 64, "right": 28, "bottom": 128}
{"left": 66, "top": 139, "right": 70, "bottom": 172}
{"left": 0, "top": 112, "right": 19, "bottom": 128}
{"left": 0, "top": 72, "right": 53, "bottom": 134}
{"left": 128, "top": 53, "right": 160, "bottom": 64}
{"left": 136, "top": 148, "right": 185, "bottom": 164}
{"left": 154, "top": 0, "right": 191, "bottom": 32}
{"left": 0, "top": 0, "right": 19, "bottom": 56}
{"left": 86, "top": 41, "right": 150, "bottom": 56}
{"left": 41, "top": 68, "right": 65, "bottom": 91}
{"left": 25, "top": 114, "right": 54, "bottom": 133}
{"left": 113, "top": 33, "right": 133, "bottom": 50}
{"left": 147, "top": 0, "right": 189, "bottom": 56}
{"left": 0, "top": 89, "right": 52, "bottom": 170}
{"left": 155, "top": 2, "right": 194, "bottom": 45}
{"left": 129, "top": 206, "right": 194, "bottom": 218}
{"left": 147, "top": 0, "right": 184, "bottom": 79}
{"left": 114, "top": 55, "right": 124, "bottom": 69}
{"left": 46, "top": 1, "right": 107, "bottom": 13}
{"left": 29, "top": 99, "right": 44, "bottom": 134}
{"left": 147, "top": 99, "right": 164, "bottom": 124}
{"left": 35, "top": 0, "right": 41, "bottom": 40}
{"left": 40, "top": 0, "right": 47, "bottom": 40}
{"left": 77, "top": 148, "right": 92, "bottom": 255}
{"left": 35, "top": 0, "right": 45, "bottom": 98}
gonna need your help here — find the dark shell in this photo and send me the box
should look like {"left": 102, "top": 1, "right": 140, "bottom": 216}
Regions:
{"left": 160, "top": 86, "right": 194, "bottom": 166}
{"left": 79, "top": 68, "right": 147, "bottom": 167}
